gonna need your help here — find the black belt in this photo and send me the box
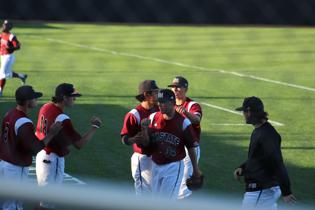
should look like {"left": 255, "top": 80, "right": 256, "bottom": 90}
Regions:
{"left": 245, "top": 182, "right": 278, "bottom": 192}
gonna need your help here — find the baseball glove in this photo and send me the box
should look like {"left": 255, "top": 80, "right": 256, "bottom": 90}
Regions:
{"left": 134, "top": 129, "right": 152, "bottom": 148}
{"left": 186, "top": 174, "right": 204, "bottom": 191}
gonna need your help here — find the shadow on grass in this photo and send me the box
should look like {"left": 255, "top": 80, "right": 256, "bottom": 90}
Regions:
{"left": 0, "top": 102, "right": 314, "bottom": 206}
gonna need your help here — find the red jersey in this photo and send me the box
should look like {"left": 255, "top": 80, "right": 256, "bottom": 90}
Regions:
{"left": 0, "top": 32, "right": 19, "bottom": 55}
{"left": 148, "top": 112, "right": 198, "bottom": 165}
{"left": 0, "top": 108, "right": 44, "bottom": 166}
{"left": 35, "top": 103, "right": 81, "bottom": 157}
{"left": 121, "top": 104, "right": 158, "bottom": 155}
{"left": 176, "top": 97, "right": 202, "bottom": 142}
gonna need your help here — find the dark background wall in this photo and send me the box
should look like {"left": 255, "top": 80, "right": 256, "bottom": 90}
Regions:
{"left": 1, "top": 0, "right": 315, "bottom": 25}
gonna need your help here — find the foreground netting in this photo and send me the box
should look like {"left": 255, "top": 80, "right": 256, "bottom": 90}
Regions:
{"left": 0, "top": 178, "right": 313, "bottom": 210}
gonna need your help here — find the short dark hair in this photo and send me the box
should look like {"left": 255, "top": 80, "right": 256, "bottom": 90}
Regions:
{"left": 52, "top": 96, "right": 63, "bottom": 103}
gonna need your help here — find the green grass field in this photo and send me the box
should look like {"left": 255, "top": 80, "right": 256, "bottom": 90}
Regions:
{"left": 0, "top": 22, "right": 314, "bottom": 204}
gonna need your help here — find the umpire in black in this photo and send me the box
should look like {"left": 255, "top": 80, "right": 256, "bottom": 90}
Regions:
{"left": 234, "top": 96, "right": 296, "bottom": 209}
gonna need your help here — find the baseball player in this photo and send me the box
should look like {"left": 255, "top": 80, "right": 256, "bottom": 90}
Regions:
{"left": 0, "top": 20, "right": 28, "bottom": 97}
{"left": 121, "top": 80, "right": 159, "bottom": 195}
{"left": 168, "top": 76, "right": 202, "bottom": 199}
{"left": 0, "top": 85, "right": 61, "bottom": 210}
{"left": 234, "top": 96, "right": 296, "bottom": 209}
{"left": 141, "top": 89, "right": 202, "bottom": 200}
{"left": 35, "top": 83, "right": 102, "bottom": 210}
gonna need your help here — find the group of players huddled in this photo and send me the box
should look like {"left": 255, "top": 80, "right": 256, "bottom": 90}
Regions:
{"left": 121, "top": 77, "right": 203, "bottom": 200}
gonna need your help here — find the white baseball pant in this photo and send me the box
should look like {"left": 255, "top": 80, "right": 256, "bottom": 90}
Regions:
{"left": 1, "top": 160, "right": 29, "bottom": 210}
{"left": 151, "top": 160, "right": 184, "bottom": 200}
{"left": 36, "top": 150, "right": 65, "bottom": 208}
{"left": 242, "top": 186, "right": 281, "bottom": 210}
{"left": 178, "top": 146, "right": 200, "bottom": 199}
{"left": 0, "top": 54, "right": 15, "bottom": 79}
{"left": 131, "top": 152, "right": 152, "bottom": 195}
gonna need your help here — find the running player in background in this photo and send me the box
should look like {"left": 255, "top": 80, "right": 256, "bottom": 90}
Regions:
{"left": 0, "top": 20, "right": 28, "bottom": 97}
{"left": 141, "top": 89, "right": 202, "bottom": 200}
{"left": 0, "top": 85, "right": 61, "bottom": 210}
{"left": 121, "top": 80, "right": 159, "bottom": 195}
{"left": 168, "top": 76, "right": 202, "bottom": 199}
{"left": 35, "top": 83, "right": 102, "bottom": 210}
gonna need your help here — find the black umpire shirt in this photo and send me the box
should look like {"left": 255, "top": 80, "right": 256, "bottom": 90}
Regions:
{"left": 240, "top": 121, "right": 292, "bottom": 196}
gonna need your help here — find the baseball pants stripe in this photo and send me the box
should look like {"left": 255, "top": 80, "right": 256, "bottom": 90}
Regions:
{"left": 178, "top": 146, "right": 200, "bottom": 199}
{"left": 36, "top": 150, "right": 65, "bottom": 208}
{"left": 151, "top": 160, "right": 184, "bottom": 200}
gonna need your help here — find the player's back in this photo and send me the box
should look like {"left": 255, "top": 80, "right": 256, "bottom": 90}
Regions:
{"left": 0, "top": 108, "right": 33, "bottom": 166}
{"left": 35, "top": 102, "right": 62, "bottom": 140}
{"left": 35, "top": 102, "right": 81, "bottom": 157}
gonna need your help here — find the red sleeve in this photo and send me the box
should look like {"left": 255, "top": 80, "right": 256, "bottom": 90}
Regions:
{"left": 120, "top": 112, "right": 140, "bottom": 137}
{"left": 189, "top": 103, "right": 202, "bottom": 119}
{"left": 183, "top": 124, "right": 199, "bottom": 148}
{"left": 18, "top": 123, "right": 45, "bottom": 154}
{"left": 62, "top": 119, "right": 81, "bottom": 143}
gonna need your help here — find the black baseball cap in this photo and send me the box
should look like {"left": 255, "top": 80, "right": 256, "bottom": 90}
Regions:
{"left": 15, "top": 85, "right": 43, "bottom": 101}
{"left": 235, "top": 96, "right": 264, "bottom": 112}
{"left": 55, "top": 83, "right": 82, "bottom": 98}
{"left": 168, "top": 76, "right": 188, "bottom": 88}
{"left": 135, "top": 80, "right": 159, "bottom": 101}
{"left": 157, "top": 89, "right": 175, "bottom": 103}
{"left": 2, "top": 20, "right": 12, "bottom": 30}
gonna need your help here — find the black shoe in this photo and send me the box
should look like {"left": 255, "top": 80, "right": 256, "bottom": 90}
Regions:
{"left": 21, "top": 74, "right": 28, "bottom": 85}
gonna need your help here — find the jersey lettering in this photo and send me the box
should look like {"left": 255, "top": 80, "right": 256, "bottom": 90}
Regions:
{"left": 3, "top": 122, "right": 10, "bottom": 144}
{"left": 39, "top": 115, "right": 48, "bottom": 136}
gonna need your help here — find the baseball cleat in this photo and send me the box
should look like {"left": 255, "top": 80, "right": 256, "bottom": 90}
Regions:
{"left": 21, "top": 74, "right": 28, "bottom": 85}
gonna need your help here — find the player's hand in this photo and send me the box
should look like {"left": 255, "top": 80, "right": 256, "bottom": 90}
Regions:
{"left": 49, "top": 122, "right": 63, "bottom": 135}
{"left": 192, "top": 169, "right": 202, "bottom": 178}
{"left": 233, "top": 168, "right": 243, "bottom": 181}
{"left": 283, "top": 194, "right": 297, "bottom": 204}
{"left": 91, "top": 116, "right": 102, "bottom": 129}
{"left": 141, "top": 118, "right": 151, "bottom": 128}
{"left": 175, "top": 106, "right": 187, "bottom": 115}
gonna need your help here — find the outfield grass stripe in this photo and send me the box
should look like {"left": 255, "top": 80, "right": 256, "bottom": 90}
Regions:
{"left": 29, "top": 35, "right": 315, "bottom": 93}
{"left": 201, "top": 102, "right": 284, "bottom": 126}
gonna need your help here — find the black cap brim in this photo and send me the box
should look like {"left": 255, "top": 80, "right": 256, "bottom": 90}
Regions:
{"left": 34, "top": 92, "right": 43, "bottom": 99}
{"left": 70, "top": 93, "right": 82, "bottom": 97}
{"left": 168, "top": 84, "right": 184, "bottom": 88}
{"left": 235, "top": 107, "right": 244, "bottom": 111}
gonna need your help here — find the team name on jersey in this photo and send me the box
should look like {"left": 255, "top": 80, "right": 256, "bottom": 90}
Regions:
{"left": 152, "top": 132, "right": 180, "bottom": 146}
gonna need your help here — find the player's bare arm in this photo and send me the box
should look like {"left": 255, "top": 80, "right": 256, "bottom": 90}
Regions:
{"left": 74, "top": 116, "right": 102, "bottom": 149}
{"left": 41, "top": 121, "right": 63, "bottom": 146}
{"left": 187, "top": 147, "right": 202, "bottom": 178}
{"left": 175, "top": 106, "right": 201, "bottom": 124}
